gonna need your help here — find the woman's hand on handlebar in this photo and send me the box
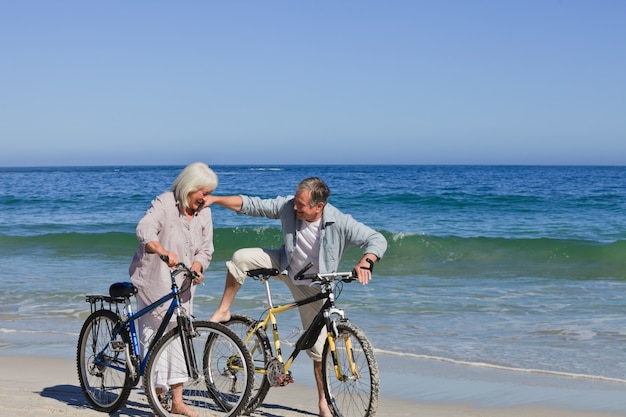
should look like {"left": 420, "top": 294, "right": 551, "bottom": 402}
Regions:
{"left": 162, "top": 251, "right": 179, "bottom": 268}
{"left": 190, "top": 261, "right": 205, "bottom": 285}
{"left": 146, "top": 241, "right": 178, "bottom": 267}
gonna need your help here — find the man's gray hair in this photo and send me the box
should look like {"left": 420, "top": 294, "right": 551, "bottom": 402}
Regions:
{"left": 297, "top": 177, "right": 330, "bottom": 207}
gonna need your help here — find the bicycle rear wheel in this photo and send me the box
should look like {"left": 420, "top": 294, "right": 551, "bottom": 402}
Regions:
{"left": 322, "top": 320, "right": 380, "bottom": 417}
{"left": 224, "top": 313, "right": 272, "bottom": 414}
{"left": 76, "top": 309, "right": 132, "bottom": 413}
{"left": 144, "top": 320, "right": 253, "bottom": 417}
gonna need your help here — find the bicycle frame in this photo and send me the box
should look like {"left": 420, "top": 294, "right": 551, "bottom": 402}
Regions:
{"left": 93, "top": 270, "right": 188, "bottom": 379}
{"left": 246, "top": 277, "right": 346, "bottom": 377}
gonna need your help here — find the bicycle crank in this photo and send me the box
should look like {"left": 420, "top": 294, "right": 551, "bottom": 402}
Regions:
{"left": 266, "top": 358, "right": 293, "bottom": 386}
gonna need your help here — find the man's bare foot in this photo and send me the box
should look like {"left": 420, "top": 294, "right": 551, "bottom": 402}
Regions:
{"left": 170, "top": 402, "right": 199, "bottom": 417}
{"left": 209, "top": 310, "right": 231, "bottom": 323}
{"left": 319, "top": 399, "right": 332, "bottom": 417}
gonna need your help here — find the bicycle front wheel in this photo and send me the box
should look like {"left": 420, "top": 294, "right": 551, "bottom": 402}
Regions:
{"left": 225, "top": 313, "right": 272, "bottom": 414}
{"left": 322, "top": 320, "right": 380, "bottom": 417}
{"left": 144, "top": 320, "right": 253, "bottom": 417}
{"left": 76, "top": 309, "right": 132, "bottom": 413}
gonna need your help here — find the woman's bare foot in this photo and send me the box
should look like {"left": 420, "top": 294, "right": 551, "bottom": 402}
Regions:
{"left": 170, "top": 402, "right": 199, "bottom": 417}
{"left": 169, "top": 383, "right": 199, "bottom": 417}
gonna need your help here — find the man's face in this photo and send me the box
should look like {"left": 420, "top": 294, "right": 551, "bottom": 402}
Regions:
{"left": 294, "top": 189, "right": 323, "bottom": 222}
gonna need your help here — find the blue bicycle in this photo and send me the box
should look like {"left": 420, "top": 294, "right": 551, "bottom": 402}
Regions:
{"left": 76, "top": 258, "right": 253, "bottom": 417}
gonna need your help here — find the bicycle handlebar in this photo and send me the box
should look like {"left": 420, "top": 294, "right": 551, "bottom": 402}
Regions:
{"left": 293, "top": 261, "right": 364, "bottom": 282}
{"left": 159, "top": 255, "right": 199, "bottom": 280}
{"left": 296, "top": 271, "right": 357, "bottom": 282}
{"left": 246, "top": 262, "right": 357, "bottom": 283}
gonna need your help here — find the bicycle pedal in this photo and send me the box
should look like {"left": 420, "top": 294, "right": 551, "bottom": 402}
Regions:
{"left": 277, "top": 373, "right": 294, "bottom": 387}
{"left": 158, "top": 392, "right": 172, "bottom": 412}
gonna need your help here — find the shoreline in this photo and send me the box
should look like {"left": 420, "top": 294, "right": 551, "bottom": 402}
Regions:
{"left": 1, "top": 354, "right": 625, "bottom": 417}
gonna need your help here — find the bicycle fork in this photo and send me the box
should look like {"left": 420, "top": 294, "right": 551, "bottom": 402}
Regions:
{"left": 177, "top": 314, "right": 200, "bottom": 379}
{"left": 325, "top": 309, "right": 361, "bottom": 382}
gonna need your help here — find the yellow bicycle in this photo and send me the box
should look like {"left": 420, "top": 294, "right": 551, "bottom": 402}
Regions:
{"left": 225, "top": 263, "right": 380, "bottom": 417}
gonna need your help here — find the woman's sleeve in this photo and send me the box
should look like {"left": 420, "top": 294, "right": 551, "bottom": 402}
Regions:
{"left": 136, "top": 195, "right": 166, "bottom": 244}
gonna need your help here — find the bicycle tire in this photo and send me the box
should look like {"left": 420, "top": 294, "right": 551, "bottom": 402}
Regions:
{"left": 224, "top": 314, "right": 272, "bottom": 414}
{"left": 144, "top": 320, "right": 254, "bottom": 417}
{"left": 76, "top": 309, "right": 132, "bottom": 413}
{"left": 322, "top": 320, "right": 380, "bottom": 417}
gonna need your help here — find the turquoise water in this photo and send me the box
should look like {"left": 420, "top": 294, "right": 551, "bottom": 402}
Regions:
{"left": 1, "top": 165, "right": 625, "bottom": 386}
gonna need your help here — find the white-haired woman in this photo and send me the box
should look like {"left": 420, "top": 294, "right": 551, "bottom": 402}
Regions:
{"left": 130, "top": 162, "right": 218, "bottom": 417}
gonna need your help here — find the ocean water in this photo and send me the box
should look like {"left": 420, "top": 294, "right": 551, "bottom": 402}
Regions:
{"left": 1, "top": 165, "right": 626, "bottom": 394}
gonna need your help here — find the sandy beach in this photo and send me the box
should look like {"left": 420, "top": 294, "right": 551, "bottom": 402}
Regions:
{"left": 1, "top": 354, "right": 624, "bottom": 417}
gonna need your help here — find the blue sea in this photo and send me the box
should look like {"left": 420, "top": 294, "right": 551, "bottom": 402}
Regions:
{"left": 1, "top": 165, "right": 626, "bottom": 408}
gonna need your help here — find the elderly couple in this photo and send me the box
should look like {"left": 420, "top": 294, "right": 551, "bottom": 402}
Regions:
{"left": 129, "top": 162, "right": 387, "bottom": 417}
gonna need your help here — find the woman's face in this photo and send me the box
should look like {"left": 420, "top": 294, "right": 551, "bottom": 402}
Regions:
{"left": 187, "top": 187, "right": 213, "bottom": 212}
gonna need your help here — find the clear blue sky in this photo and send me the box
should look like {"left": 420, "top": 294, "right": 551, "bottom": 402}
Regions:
{"left": 1, "top": 1, "right": 625, "bottom": 166}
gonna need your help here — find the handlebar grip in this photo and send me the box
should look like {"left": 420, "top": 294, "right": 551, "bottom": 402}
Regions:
{"left": 296, "top": 273, "right": 319, "bottom": 281}
{"left": 293, "top": 262, "right": 314, "bottom": 280}
{"left": 160, "top": 255, "right": 169, "bottom": 263}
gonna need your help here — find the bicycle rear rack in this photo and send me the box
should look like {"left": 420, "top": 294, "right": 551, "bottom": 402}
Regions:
{"left": 85, "top": 294, "right": 126, "bottom": 315}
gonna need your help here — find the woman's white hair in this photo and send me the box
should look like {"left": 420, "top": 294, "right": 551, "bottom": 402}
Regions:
{"left": 171, "top": 162, "right": 218, "bottom": 210}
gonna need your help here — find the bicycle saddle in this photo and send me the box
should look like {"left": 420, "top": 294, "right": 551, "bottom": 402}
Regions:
{"left": 109, "top": 282, "right": 138, "bottom": 298}
{"left": 247, "top": 268, "right": 280, "bottom": 277}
